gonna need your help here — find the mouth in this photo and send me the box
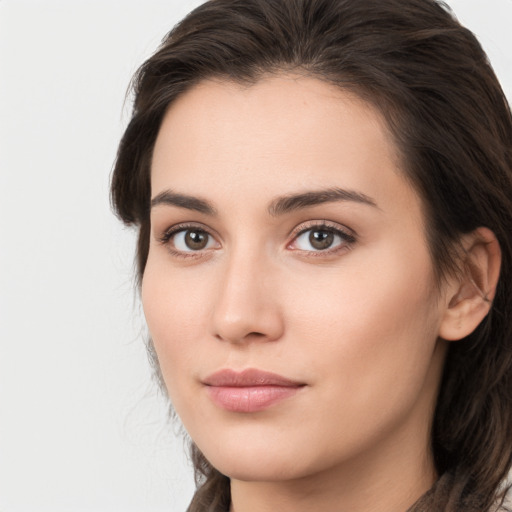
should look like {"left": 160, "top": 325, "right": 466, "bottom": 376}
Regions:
{"left": 202, "top": 368, "right": 306, "bottom": 413}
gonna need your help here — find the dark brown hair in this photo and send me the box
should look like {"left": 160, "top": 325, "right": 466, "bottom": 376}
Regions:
{"left": 111, "top": 1, "right": 512, "bottom": 510}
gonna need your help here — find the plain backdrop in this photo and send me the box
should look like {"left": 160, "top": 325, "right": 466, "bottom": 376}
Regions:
{"left": 1, "top": 1, "right": 511, "bottom": 511}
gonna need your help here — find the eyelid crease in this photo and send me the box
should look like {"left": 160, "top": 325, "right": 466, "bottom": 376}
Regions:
{"left": 288, "top": 219, "right": 357, "bottom": 241}
{"left": 155, "top": 220, "right": 357, "bottom": 259}
{"left": 286, "top": 220, "right": 358, "bottom": 255}
{"left": 156, "top": 222, "right": 221, "bottom": 260}
{"left": 157, "top": 222, "right": 217, "bottom": 244}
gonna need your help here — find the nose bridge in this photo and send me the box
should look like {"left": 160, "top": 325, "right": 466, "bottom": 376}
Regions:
{"left": 212, "top": 241, "right": 283, "bottom": 343}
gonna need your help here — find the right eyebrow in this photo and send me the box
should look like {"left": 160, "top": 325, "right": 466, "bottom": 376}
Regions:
{"left": 150, "top": 190, "right": 217, "bottom": 216}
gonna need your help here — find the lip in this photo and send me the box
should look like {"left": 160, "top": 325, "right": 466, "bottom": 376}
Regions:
{"left": 202, "top": 369, "right": 306, "bottom": 413}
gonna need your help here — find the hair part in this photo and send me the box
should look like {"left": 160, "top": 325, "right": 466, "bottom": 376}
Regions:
{"left": 111, "top": 1, "right": 512, "bottom": 510}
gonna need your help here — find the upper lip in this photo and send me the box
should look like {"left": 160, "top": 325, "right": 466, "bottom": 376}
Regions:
{"left": 202, "top": 368, "right": 305, "bottom": 387}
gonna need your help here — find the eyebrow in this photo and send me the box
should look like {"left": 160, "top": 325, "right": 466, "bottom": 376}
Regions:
{"left": 268, "top": 187, "right": 378, "bottom": 216}
{"left": 150, "top": 190, "right": 217, "bottom": 216}
{"left": 150, "top": 186, "right": 377, "bottom": 216}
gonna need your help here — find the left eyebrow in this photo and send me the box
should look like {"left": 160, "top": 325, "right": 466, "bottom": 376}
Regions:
{"left": 268, "top": 187, "right": 378, "bottom": 216}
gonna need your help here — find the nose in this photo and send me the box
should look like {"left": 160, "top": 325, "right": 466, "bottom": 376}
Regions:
{"left": 211, "top": 251, "right": 285, "bottom": 344}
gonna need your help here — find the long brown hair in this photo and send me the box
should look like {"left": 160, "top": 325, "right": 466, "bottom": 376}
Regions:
{"left": 111, "top": 1, "right": 512, "bottom": 510}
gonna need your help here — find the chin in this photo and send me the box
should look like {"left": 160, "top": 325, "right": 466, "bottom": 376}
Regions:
{"left": 208, "top": 452, "right": 312, "bottom": 482}
{"left": 195, "top": 430, "right": 334, "bottom": 483}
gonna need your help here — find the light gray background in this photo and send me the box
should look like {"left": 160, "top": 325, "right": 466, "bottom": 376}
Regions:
{"left": 1, "top": 1, "right": 511, "bottom": 511}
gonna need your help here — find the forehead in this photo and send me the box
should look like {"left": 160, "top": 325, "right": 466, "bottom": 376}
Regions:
{"left": 151, "top": 75, "right": 403, "bottom": 193}
{"left": 149, "top": 75, "right": 426, "bottom": 241}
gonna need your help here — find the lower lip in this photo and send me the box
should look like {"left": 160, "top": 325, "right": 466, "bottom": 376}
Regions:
{"left": 205, "top": 385, "right": 302, "bottom": 412}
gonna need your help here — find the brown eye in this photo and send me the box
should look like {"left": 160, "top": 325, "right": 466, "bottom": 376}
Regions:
{"left": 184, "top": 230, "right": 209, "bottom": 250}
{"left": 291, "top": 224, "right": 356, "bottom": 253}
{"left": 309, "top": 230, "right": 334, "bottom": 250}
{"left": 170, "top": 228, "right": 217, "bottom": 252}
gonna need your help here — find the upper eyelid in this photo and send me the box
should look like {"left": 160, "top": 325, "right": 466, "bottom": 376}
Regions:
{"left": 161, "top": 221, "right": 214, "bottom": 234}
{"left": 156, "top": 219, "right": 356, "bottom": 248}
{"left": 289, "top": 220, "right": 356, "bottom": 238}
{"left": 157, "top": 223, "right": 221, "bottom": 259}
{"left": 158, "top": 222, "right": 219, "bottom": 243}
{"left": 287, "top": 221, "right": 357, "bottom": 253}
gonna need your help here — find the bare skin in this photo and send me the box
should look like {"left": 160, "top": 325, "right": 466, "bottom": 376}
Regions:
{"left": 142, "top": 75, "right": 499, "bottom": 512}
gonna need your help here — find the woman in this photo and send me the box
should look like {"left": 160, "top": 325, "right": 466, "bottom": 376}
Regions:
{"left": 111, "top": 0, "right": 512, "bottom": 510}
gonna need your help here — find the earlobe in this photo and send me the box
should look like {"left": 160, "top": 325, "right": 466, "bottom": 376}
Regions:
{"left": 439, "top": 227, "right": 501, "bottom": 341}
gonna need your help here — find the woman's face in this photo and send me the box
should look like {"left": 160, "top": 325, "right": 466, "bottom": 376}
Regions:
{"left": 143, "top": 76, "right": 449, "bottom": 485}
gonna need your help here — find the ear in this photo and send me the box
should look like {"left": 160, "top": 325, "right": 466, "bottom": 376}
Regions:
{"left": 439, "top": 227, "right": 501, "bottom": 341}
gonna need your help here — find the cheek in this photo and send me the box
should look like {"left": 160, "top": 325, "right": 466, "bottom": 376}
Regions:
{"left": 284, "top": 235, "right": 441, "bottom": 382}
{"left": 143, "top": 234, "right": 441, "bottom": 394}
{"left": 141, "top": 257, "right": 211, "bottom": 393}
{"left": 140, "top": 234, "right": 445, "bottom": 478}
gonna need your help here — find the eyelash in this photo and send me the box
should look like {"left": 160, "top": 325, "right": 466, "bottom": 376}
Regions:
{"left": 158, "top": 223, "right": 218, "bottom": 259}
{"left": 287, "top": 221, "right": 357, "bottom": 257}
{"left": 157, "top": 221, "right": 356, "bottom": 259}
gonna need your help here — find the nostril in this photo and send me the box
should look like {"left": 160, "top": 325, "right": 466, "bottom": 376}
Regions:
{"left": 212, "top": 294, "right": 285, "bottom": 343}
{"left": 247, "top": 331, "right": 265, "bottom": 338}
{"left": 215, "top": 330, "right": 271, "bottom": 343}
